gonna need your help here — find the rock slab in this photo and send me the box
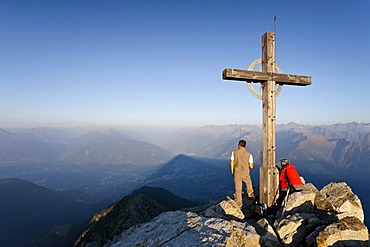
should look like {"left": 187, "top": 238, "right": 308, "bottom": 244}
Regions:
{"left": 110, "top": 211, "right": 261, "bottom": 247}
{"left": 316, "top": 216, "right": 369, "bottom": 247}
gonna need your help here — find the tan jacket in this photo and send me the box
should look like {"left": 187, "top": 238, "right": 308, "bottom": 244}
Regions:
{"left": 232, "top": 147, "right": 252, "bottom": 176}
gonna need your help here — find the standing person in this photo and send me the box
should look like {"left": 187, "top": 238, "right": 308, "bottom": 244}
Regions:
{"left": 230, "top": 140, "right": 254, "bottom": 208}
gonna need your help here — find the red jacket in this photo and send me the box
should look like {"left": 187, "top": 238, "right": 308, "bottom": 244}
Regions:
{"left": 279, "top": 163, "right": 303, "bottom": 191}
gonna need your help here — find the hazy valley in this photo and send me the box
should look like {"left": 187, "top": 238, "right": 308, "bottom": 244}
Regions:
{"left": 0, "top": 122, "right": 369, "bottom": 246}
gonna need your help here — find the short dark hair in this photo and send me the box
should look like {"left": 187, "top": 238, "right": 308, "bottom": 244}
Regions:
{"left": 238, "top": 140, "right": 246, "bottom": 147}
{"left": 280, "top": 159, "right": 289, "bottom": 166}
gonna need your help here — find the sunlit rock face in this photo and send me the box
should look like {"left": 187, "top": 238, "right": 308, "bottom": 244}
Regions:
{"left": 316, "top": 216, "right": 369, "bottom": 247}
{"left": 110, "top": 211, "right": 261, "bottom": 247}
{"left": 276, "top": 182, "right": 318, "bottom": 218}
{"left": 79, "top": 182, "right": 369, "bottom": 247}
{"left": 315, "top": 182, "right": 365, "bottom": 222}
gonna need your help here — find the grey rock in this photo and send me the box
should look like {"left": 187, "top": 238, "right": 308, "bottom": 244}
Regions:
{"left": 277, "top": 183, "right": 318, "bottom": 218}
{"left": 315, "top": 182, "right": 364, "bottom": 222}
{"left": 109, "top": 211, "right": 261, "bottom": 247}
{"left": 99, "top": 182, "right": 368, "bottom": 247}
{"left": 257, "top": 218, "right": 278, "bottom": 238}
{"left": 203, "top": 197, "right": 245, "bottom": 220}
{"left": 274, "top": 213, "right": 321, "bottom": 247}
{"left": 256, "top": 218, "right": 281, "bottom": 247}
{"left": 315, "top": 216, "right": 369, "bottom": 247}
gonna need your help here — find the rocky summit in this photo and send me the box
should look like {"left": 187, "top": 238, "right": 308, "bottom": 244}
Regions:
{"left": 101, "top": 182, "right": 369, "bottom": 247}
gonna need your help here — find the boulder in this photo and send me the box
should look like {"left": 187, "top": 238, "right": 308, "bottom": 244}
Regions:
{"left": 257, "top": 218, "right": 278, "bottom": 238}
{"left": 225, "top": 223, "right": 260, "bottom": 247}
{"left": 203, "top": 197, "right": 245, "bottom": 220}
{"left": 315, "top": 216, "right": 369, "bottom": 247}
{"left": 276, "top": 183, "right": 318, "bottom": 218}
{"left": 274, "top": 213, "right": 322, "bottom": 247}
{"left": 315, "top": 182, "right": 364, "bottom": 222}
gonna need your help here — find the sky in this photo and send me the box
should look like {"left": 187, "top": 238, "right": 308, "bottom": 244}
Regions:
{"left": 1, "top": 0, "right": 370, "bottom": 128}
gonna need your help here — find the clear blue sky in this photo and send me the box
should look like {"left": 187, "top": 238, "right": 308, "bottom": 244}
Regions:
{"left": 1, "top": 0, "right": 369, "bottom": 128}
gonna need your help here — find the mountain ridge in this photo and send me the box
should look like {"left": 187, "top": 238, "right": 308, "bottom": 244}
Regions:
{"left": 74, "top": 186, "right": 196, "bottom": 246}
{"left": 161, "top": 123, "right": 370, "bottom": 173}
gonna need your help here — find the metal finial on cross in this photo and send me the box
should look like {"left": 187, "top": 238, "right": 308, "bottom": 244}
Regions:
{"left": 222, "top": 32, "right": 312, "bottom": 207}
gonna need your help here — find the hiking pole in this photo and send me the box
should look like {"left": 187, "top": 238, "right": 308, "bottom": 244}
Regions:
{"left": 280, "top": 185, "right": 290, "bottom": 218}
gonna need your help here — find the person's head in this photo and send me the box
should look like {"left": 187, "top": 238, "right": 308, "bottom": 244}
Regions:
{"left": 280, "top": 159, "right": 289, "bottom": 166}
{"left": 238, "top": 140, "right": 246, "bottom": 148}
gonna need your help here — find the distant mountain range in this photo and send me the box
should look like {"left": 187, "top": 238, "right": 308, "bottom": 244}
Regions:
{"left": 0, "top": 127, "right": 173, "bottom": 166}
{"left": 1, "top": 122, "right": 369, "bottom": 246}
{"left": 2, "top": 122, "right": 369, "bottom": 172}
{"left": 1, "top": 122, "right": 369, "bottom": 200}
{"left": 58, "top": 128, "right": 173, "bottom": 165}
{"left": 162, "top": 122, "right": 370, "bottom": 174}
{"left": 1, "top": 122, "right": 369, "bottom": 204}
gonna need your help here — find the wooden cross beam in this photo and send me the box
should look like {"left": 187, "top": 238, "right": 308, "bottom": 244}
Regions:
{"left": 222, "top": 32, "right": 311, "bottom": 207}
{"left": 223, "top": 69, "right": 311, "bottom": 86}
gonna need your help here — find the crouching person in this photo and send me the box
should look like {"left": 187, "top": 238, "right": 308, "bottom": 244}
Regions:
{"left": 277, "top": 159, "right": 304, "bottom": 208}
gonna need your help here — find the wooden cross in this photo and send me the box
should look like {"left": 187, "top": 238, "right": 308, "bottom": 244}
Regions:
{"left": 222, "top": 32, "right": 311, "bottom": 207}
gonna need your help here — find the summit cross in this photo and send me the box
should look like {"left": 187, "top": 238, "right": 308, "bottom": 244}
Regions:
{"left": 222, "top": 32, "right": 312, "bottom": 207}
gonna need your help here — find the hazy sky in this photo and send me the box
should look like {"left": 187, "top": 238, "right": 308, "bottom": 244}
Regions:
{"left": 1, "top": 1, "right": 369, "bottom": 128}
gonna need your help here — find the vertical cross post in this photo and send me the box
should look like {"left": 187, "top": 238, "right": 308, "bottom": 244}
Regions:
{"left": 222, "top": 32, "right": 311, "bottom": 207}
{"left": 260, "top": 32, "right": 279, "bottom": 207}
